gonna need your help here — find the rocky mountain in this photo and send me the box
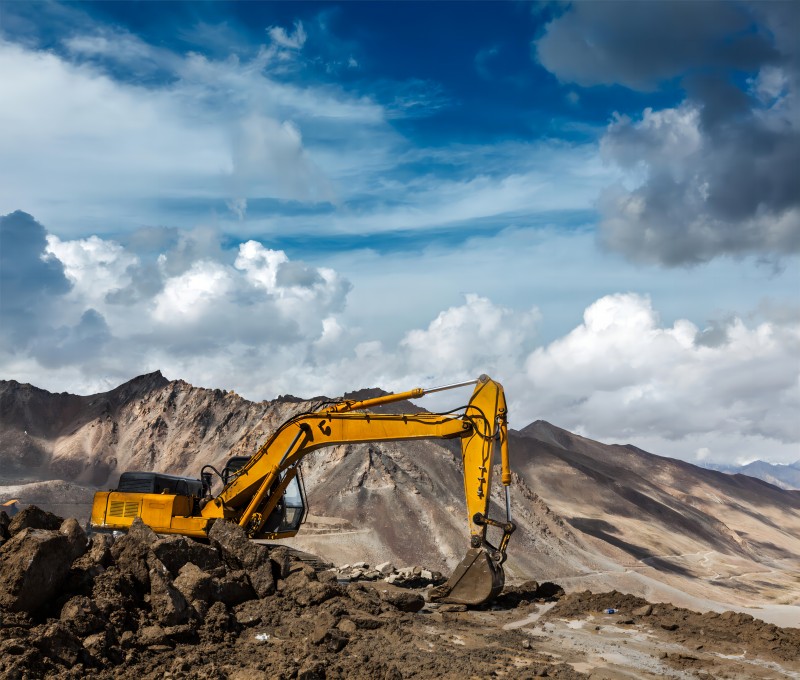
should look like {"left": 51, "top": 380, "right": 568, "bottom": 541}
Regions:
{"left": 2, "top": 373, "right": 799, "bottom": 621}
{"left": 703, "top": 460, "right": 800, "bottom": 490}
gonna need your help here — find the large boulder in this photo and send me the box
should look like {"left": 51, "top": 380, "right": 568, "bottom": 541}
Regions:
{"left": 59, "top": 518, "right": 89, "bottom": 561}
{"left": 148, "top": 562, "right": 190, "bottom": 626}
{"left": 60, "top": 596, "right": 105, "bottom": 637}
{"left": 151, "top": 535, "right": 222, "bottom": 577}
{"left": 173, "top": 563, "right": 214, "bottom": 603}
{"left": 109, "top": 518, "right": 158, "bottom": 591}
{"left": 8, "top": 506, "right": 63, "bottom": 536}
{"left": 0, "top": 528, "right": 74, "bottom": 613}
{"left": 208, "top": 520, "right": 275, "bottom": 598}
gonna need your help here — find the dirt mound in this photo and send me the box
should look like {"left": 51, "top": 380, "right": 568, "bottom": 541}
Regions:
{"left": 546, "top": 590, "right": 800, "bottom": 664}
{"left": 0, "top": 507, "right": 585, "bottom": 679}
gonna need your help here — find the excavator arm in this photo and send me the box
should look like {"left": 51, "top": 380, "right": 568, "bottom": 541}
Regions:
{"left": 91, "top": 375, "right": 515, "bottom": 605}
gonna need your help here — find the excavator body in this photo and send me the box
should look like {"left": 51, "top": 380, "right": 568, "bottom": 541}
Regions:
{"left": 90, "top": 375, "right": 515, "bottom": 606}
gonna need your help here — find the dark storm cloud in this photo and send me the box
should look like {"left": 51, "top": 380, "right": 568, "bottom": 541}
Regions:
{"left": 535, "top": 2, "right": 777, "bottom": 91}
{"left": 31, "top": 308, "right": 112, "bottom": 368}
{"left": 0, "top": 211, "right": 72, "bottom": 344}
{"left": 534, "top": 1, "right": 800, "bottom": 266}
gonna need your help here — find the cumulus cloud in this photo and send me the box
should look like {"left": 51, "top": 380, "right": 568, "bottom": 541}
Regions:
{"left": 523, "top": 293, "right": 799, "bottom": 449}
{"left": 534, "top": 1, "right": 800, "bottom": 265}
{"left": 3, "top": 216, "right": 798, "bottom": 463}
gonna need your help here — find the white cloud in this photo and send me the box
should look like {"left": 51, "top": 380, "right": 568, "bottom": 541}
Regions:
{"left": 45, "top": 234, "right": 137, "bottom": 309}
{"left": 152, "top": 260, "right": 233, "bottom": 324}
{"left": 7, "top": 227, "right": 799, "bottom": 465}
{"left": 522, "top": 293, "right": 800, "bottom": 454}
{"left": 267, "top": 21, "right": 307, "bottom": 51}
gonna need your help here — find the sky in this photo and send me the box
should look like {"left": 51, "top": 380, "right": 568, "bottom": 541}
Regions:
{"left": 0, "top": 1, "right": 798, "bottom": 465}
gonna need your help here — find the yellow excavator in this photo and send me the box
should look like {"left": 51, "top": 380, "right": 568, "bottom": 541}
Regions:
{"left": 90, "top": 375, "right": 515, "bottom": 605}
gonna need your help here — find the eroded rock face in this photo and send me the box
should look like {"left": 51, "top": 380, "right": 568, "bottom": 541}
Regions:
{"left": 0, "top": 528, "right": 79, "bottom": 612}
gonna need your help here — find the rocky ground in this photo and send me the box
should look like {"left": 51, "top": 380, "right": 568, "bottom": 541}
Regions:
{"left": 1, "top": 507, "right": 798, "bottom": 679}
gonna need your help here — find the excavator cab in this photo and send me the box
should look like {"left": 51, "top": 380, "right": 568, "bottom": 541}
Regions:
{"left": 217, "top": 456, "right": 307, "bottom": 536}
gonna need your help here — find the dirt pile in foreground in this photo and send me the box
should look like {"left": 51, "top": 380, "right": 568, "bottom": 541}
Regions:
{"left": 0, "top": 507, "right": 581, "bottom": 680}
{"left": 2, "top": 507, "right": 798, "bottom": 680}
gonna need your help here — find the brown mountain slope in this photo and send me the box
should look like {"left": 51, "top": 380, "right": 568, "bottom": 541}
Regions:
{"left": 1, "top": 374, "right": 798, "bottom": 622}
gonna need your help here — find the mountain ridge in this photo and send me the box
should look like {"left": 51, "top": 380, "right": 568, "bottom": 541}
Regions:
{"left": 1, "top": 373, "right": 799, "bottom": 620}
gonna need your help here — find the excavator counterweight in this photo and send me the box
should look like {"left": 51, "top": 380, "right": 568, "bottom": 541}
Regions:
{"left": 90, "top": 375, "right": 516, "bottom": 606}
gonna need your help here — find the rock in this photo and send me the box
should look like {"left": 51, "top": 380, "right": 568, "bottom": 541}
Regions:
{"left": 292, "top": 580, "right": 339, "bottom": 607}
{"left": 364, "top": 570, "right": 381, "bottom": 580}
{"left": 249, "top": 563, "right": 277, "bottom": 599}
{"left": 420, "top": 569, "right": 433, "bottom": 580}
{"left": 385, "top": 574, "right": 400, "bottom": 584}
{"left": 0, "top": 528, "right": 74, "bottom": 613}
{"left": 8, "top": 506, "right": 63, "bottom": 535}
{"left": 208, "top": 520, "right": 275, "bottom": 598}
{"left": 412, "top": 566, "right": 422, "bottom": 576}
{"left": 348, "top": 612, "right": 385, "bottom": 630}
{"left": 110, "top": 519, "right": 158, "bottom": 591}
{"left": 138, "top": 625, "right": 168, "bottom": 647}
{"left": 173, "top": 563, "right": 214, "bottom": 603}
{"left": 346, "top": 584, "right": 383, "bottom": 615}
{"left": 149, "top": 562, "right": 190, "bottom": 626}
{"left": 82, "top": 631, "right": 109, "bottom": 659}
{"left": 376, "top": 561, "right": 395, "bottom": 575}
{"left": 152, "top": 535, "right": 222, "bottom": 577}
{"left": 61, "top": 596, "right": 105, "bottom": 636}
{"left": 0, "top": 510, "right": 9, "bottom": 529}
{"left": 352, "top": 561, "right": 368, "bottom": 569}
{"left": 91, "top": 567, "right": 138, "bottom": 627}
{"left": 270, "top": 546, "right": 291, "bottom": 580}
{"left": 661, "top": 623, "right": 679, "bottom": 631}
{"left": 214, "top": 570, "right": 256, "bottom": 607}
{"left": 632, "top": 604, "right": 653, "bottom": 617}
{"left": 78, "top": 533, "right": 114, "bottom": 569}
{"left": 338, "top": 618, "right": 357, "bottom": 634}
{"left": 36, "top": 622, "right": 83, "bottom": 666}
{"left": 59, "top": 518, "right": 89, "bottom": 560}
{"left": 379, "top": 590, "right": 425, "bottom": 613}
{"left": 438, "top": 604, "right": 467, "bottom": 613}
{"left": 134, "top": 516, "right": 160, "bottom": 541}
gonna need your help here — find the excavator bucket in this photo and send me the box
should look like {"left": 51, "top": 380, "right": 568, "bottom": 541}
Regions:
{"left": 428, "top": 548, "right": 505, "bottom": 606}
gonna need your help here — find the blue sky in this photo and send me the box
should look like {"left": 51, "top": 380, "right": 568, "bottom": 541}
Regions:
{"left": 1, "top": 1, "right": 798, "bottom": 463}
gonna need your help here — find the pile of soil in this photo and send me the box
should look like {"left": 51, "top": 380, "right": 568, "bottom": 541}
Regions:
{"left": 545, "top": 590, "right": 800, "bottom": 665}
{"left": 0, "top": 507, "right": 582, "bottom": 680}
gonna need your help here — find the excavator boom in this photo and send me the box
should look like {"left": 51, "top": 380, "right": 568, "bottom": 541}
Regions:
{"left": 90, "top": 375, "right": 515, "bottom": 605}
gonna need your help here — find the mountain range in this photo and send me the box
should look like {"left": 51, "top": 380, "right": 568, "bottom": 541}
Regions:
{"left": 702, "top": 460, "right": 800, "bottom": 490}
{"left": 1, "top": 372, "right": 798, "bottom": 624}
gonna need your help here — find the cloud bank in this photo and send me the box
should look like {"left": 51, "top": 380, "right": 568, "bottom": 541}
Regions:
{"left": 2, "top": 211, "right": 797, "bottom": 464}
{"left": 535, "top": 1, "right": 800, "bottom": 265}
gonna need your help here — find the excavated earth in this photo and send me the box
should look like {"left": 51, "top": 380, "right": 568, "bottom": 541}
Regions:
{"left": 1, "top": 507, "right": 798, "bottom": 680}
